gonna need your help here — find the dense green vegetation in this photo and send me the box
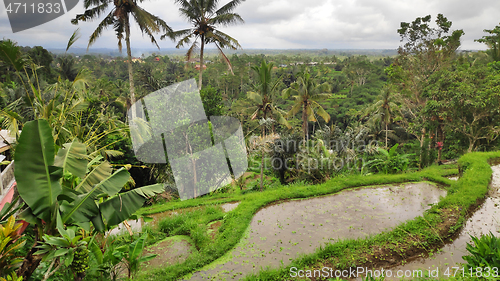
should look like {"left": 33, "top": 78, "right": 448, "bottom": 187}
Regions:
{"left": 1, "top": 7, "right": 500, "bottom": 281}
{"left": 243, "top": 151, "right": 500, "bottom": 280}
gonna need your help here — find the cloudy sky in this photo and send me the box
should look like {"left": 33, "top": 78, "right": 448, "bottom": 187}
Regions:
{"left": 1, "top": 0, "right": 499, "bottom": 51}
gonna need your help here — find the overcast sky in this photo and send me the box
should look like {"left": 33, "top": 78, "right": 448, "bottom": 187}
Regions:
{"left": 1, "top": 0, "right": 499, "bottom": 52}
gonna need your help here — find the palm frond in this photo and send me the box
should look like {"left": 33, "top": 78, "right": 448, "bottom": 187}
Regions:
{"left": 104, "top": 150, "right": 124, "bottom": 158}
{"left": 310, "top": 93, "right": 331, "bottom": 101}
{"left": 270, "top": 106, "right": 292, "bottom": 129}
{"left": 250, "top": 108, "right": 260, "bottom": 120}
{"left": 216, "top": 0, "right": 245, "bottom": 16}
{"left": 204, "top": 0, "right": 218, "bottom": 15}
{"left": 282, "top": 87, "right": 296, "bottom": 99}
{"left": 113, "top": 18, "right": 125, "bottom": 52}
{"left": 162, "top": 28, "right": 191, "bottom": 41}
{"left": 87, "top": 10, "right": 115, "bottom": 50}
{"left": 178, "top": 6, "right": 199, "bottom": 22}
{"left": 83, "top": 0, "right": 107, "bottom": 10}
{"left": 209, "top": 30, "right": 241, "bottom": 50}
{"left": 66, "top": 28, "right": 81, "bottom": 52}
{"left": 174, "top": 0, "right": 192, "bottom": 9}
{"left": 214, "top": 42, "right": 234, "bottom": 74}
{"left": 130, "top": 6, "right": 161, "bottom": 49}
{"left": 311, "top": 100, "right": 331, "bottom": 122}
{"left": 0, "top": 109, "right": 23, "bottom": 137}
{"left": 246, "top": 91, "right": 263, "bottom": 104}
{"left": 211, "top": 12, "right": 244, "bottom": 26}
{"left": 306, "top": 105, "right": 317, "bottom": 122}
{"left": 174, "top": 32, "right": 195, "bottom": 48}
{"left": 287, "top": 101, "right": 302, "bottom": 118}
{"left": 72, "top": 2, "right": 110, "bottom": 25}
{"left": 185, "top": 41, "right": 199, "bottom": 62}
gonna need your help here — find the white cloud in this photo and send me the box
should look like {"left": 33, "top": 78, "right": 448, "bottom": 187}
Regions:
{"left": 1, "top": 0, "right": 498, "bottom": 50}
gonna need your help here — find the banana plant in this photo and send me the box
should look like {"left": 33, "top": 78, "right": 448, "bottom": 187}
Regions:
{"left": 14, "top": 119, "right": 164, "bottom": 279}
{"left": 365, "top": 143, "right": 412, "bottom": 174}
{"left": 87, "top": 232, "right": 155, "bottom": 280}
{"left": 122, "top": 233, "right": 156, "bottom": 279}
{"left": 88, "top": 239, "right": 127, "bottom": 281}
{"left": 34, "top": 227, "right": 90, "bottom": 281}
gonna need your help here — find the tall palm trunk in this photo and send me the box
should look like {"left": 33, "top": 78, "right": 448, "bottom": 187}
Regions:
{"left": 124, "top": 15, "right": 136, "bottom": 118}
{"left": 260, "top": 150, "right": 264, "bottom": 192}
{"left": 198, "top": 35, "right": 205, "bottom": 90}
{"left": 385, "top": 122, "right": 388, "bottom": 148}
{"left": 302, "top": 102, "right": 308, "bottom": 142}
{"left": 259, "top": 110, "right": 267, "bottom": 192}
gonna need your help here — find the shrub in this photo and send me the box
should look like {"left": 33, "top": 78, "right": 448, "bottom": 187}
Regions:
{"left": 463, "top": 232, "right": 500, "bottom": 270}
{"left": 366, "top": 144, "right": 412, "bottom": 174}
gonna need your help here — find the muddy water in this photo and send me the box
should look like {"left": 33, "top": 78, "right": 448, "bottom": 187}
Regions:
{"left": 188, "top": 182, "right": 446, "bottom": 280}
{"left": 143, "top": 236, "right": 195, "bottom": 269}
{"left": 385, "top": 165, "right": 500, "bottom": 280}
{"left": 221, "top": 202, "right": 240, "bottom": 212}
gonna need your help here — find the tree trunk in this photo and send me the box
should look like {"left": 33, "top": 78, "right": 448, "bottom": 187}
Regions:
{"left": 468, "top": 139, "right": 476, "bottom": 153}
{"left": 198, "top": 35, "right": 205, "bottom": 91}
{"left": 17, "top": 230, "right": 41, "bottom": 280}
{"left": 418, "top": 127, "right": 426, "bottom": 169}
{"left": 385, "top": 122, "right": 388, "bottom": 148}
{"left": 124, "top": 14, "right": 136, "bottom": 119}
{"left": 437, "top": 121, "right": 444, "bottom": 162}
{"left": 302, "top": 103, "right": 308, "bottom": 142}
{"left": 260, "top": 150, "right": 264, "bottom": 192}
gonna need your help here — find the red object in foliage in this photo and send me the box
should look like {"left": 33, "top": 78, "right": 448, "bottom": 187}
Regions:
{"left": 17, "top": 220, "right": 29, "bottom": 235}
{"left": 436, "top": 142, "right": 443, "bottom": 150}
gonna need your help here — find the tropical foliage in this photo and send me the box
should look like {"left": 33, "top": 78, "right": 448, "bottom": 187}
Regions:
{"left": 0, "top": 216, "right": 26, "bottom": 278}
{"left": 282, "top": 70, "right": 332, "bottom": 140}
{"left": 14, "top": 119, "right": 163, "bottom": 279}
{"left": 463, "top": 232, "right": 500, "bottom": 270}
{"left": 164, "top": 0, "right": 245, "bottom": 89}
{"left": 72, "top": 0, "right": 173, "bottom": 105}
{"left": 2, "top": 10, "right": 500, "bottom": 281}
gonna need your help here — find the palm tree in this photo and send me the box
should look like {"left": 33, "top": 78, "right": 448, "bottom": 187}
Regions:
{"left": 71, "top": 0, "right": 173, "bottom": 107}
{"left": 163, "top": 0, "right": 245, "bottom": 90}
{"left": 247, "top": 60, "right": 290, "bottom": 136}
{"left": 362, "top": 86, "right": 401, "bottom": 148}
{"left": 56, "top": 55, "right": 79, "bottom": 81}
{"left": 282, "top": 70, "right": 331, "bottom": 141}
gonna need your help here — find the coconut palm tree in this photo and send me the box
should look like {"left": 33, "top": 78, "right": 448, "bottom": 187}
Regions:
{"left": 361, "top": 86, "right": 401, "bottom": 148}
{"left": 71, "top": 0, "right": 173, "bottom": 107}
{"left": 163, "top": 0, "right": 245, "bottom": 90}
{"left": 282, "top": 70, "right": 331, "bottom": 141}
{"left": 247, "top": 60, "right": 290, "bottom": 136}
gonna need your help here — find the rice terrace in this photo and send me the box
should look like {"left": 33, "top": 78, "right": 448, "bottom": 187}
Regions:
{"left": 1, "top": 0, "right": 500, "bottom": 280}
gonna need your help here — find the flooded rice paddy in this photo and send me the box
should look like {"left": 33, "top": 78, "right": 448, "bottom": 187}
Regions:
{"left": 142, "top": 236, "right": 195, "bottom": 270}
{"left": 188, "top": 182, "right": 446, "bottom": 280}
{"left": 385, "top": 165, "right": 500, "bottom": 280}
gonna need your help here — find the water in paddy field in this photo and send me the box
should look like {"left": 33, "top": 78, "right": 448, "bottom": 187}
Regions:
{"left": 384, "top": 165, "right": 500, "bottom": 280}
{"left": 187, "top": 182, "right": 446, "bottom": 280}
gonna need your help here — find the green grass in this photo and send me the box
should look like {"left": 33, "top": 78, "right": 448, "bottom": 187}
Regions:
{"left": 133, "top": 152, "right": 496, "bottom": 281}
{"left": 242, "top": 152, "right": 500, "bottom": 280}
